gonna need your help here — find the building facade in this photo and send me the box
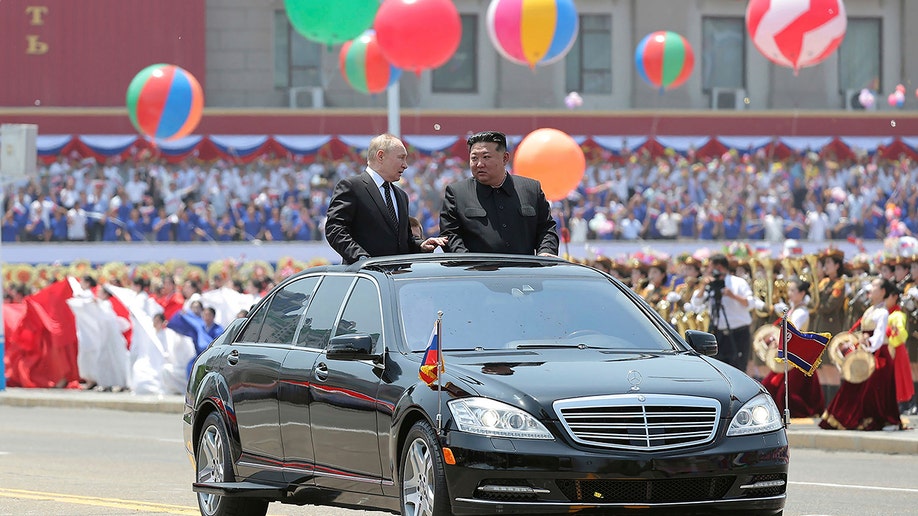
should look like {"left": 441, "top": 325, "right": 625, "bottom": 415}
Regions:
{"left": 205, "top": 0, "right": 918, "bottom": 112}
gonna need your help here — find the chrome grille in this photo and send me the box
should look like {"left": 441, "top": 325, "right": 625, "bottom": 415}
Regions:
{"left": 554, "top": 394, "right": 720, "bottom": 451}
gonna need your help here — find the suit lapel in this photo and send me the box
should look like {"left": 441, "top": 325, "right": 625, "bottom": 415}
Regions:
{"left": 361, "top": 171, "right": 399, "bottom": 233}
{"left": 361, "top": 172, "right": 392, "bottom": 224}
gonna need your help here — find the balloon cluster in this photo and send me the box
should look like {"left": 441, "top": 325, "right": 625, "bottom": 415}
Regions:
{"left": 564, "top": 92, "right": 583, "bottom": 109}
{"left": 888, "top": 84, "right": 906, "bottom": 109}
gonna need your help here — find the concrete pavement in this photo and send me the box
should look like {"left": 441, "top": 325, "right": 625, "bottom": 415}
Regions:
{"left": 1, "top": 387, "right": 915, "bottom": 455}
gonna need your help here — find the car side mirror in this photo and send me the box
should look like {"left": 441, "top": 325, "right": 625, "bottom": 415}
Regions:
{"left": 684, "top": 330, "right": 718, "bottom": 356}
{"left": 327, "top": 334, "right": 377, "bottom": 360}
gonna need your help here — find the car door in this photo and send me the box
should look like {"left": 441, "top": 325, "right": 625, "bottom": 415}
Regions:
{"left": 224, "top": 277, "right": 313, "bottom": 483}
{"left": 278, "top": 274, "right": 354, "bottom": 484}
{"left": 309, "top": 276, "right": 387, "bottom": 494}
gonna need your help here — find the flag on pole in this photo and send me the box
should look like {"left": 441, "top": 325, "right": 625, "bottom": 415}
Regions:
{"left": 419, "top": 316, "right": 444, "bottom": 386}
{"left": 776, "top": 317, "right": 830, "bottom": 377}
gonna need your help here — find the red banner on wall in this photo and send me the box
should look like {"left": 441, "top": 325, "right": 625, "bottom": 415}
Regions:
{"left": 0, "top": 0, "right": 205, "bottom": 107}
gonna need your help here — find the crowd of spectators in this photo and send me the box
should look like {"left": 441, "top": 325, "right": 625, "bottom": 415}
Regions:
{"left": 3, "top": 147, "right": 918, "bottom": 246}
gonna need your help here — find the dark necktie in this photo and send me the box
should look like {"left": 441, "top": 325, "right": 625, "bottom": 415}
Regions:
{"left": 382, "top": 182, "right": 398, "bottom": 228}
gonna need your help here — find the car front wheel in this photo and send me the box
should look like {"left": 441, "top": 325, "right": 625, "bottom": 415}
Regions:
{"left": 400, "top": 420, "right": 450, "bottom": 516}
{"left": 196, "top": 412, "right": 268, "bottom": 516}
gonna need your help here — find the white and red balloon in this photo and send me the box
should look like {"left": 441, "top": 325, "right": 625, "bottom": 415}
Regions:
{"left": 746, "top": 0, "right": 847, "bottom": 75}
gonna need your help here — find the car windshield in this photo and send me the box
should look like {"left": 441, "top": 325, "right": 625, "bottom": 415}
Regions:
{"left": 397, "top": 274, "right": 677, "bottom": 352}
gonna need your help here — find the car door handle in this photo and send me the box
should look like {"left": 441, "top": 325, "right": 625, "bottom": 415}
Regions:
{"left": 314, "top": 362, "right": 329, "bottom": 381}
{"left": 227, "top": 349, "right": 239, "bottom": 366}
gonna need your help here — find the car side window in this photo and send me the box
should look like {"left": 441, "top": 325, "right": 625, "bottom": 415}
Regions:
{"left": 334, "top": 278, "right": 383, "bottom": 351}
{"left": 296, "top": 275, "right": 354, "bottom": 349}
{"left": 236, "top": 298, "right": 269, "bottom": 344}
{"left": 235, "top": 276, "right": 319, "bottom": 345}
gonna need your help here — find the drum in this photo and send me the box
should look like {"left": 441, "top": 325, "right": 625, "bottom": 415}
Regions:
{"left": 752, "top": 325, "right": 782, "bottom": 374}
{"left": 826, "top": 331, "right": 860, "bottom": 368}
{"left": 840, "top": 349, "right": 876, "bottom": 384}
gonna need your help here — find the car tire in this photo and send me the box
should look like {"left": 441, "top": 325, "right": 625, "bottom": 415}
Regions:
{"left": 400, "top": 420, "right": 450, "bottom": 516}
{"left": 196, "top": 412, "right": 269, "bottom": 516}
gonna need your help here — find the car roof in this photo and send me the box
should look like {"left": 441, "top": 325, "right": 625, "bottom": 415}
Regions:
{"left": 291, "top": 254, "right": 606, "bottom": 281}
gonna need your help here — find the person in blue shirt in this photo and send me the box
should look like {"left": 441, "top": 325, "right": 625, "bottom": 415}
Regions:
{"left": 168, "top": 302, "right": 224, "bottom": 376}
{"left": 123, "top": 208, "right": 146, "bottom": 242}
{"left": 263, "top": 206, "right": 285, "bottom": 241}
{"left": 100, "top": 206, "right": 123, "bottom": 241}
{"left": 50, "top": 207, "right": 69, "bottom": 242}
{"left": 152, "top": 207, "right": 175, "bottom": 242}
{"left": 174, "top": 209, "right": 195, "bottom": 242}
{"left": 216, "top": 213, "right": 236, "bottom": 241}
{"left": 2, "top": 209, "right": 20, "bottom": 242}
{"left": 238, "top": 203, "right": 264, "bottom": 241}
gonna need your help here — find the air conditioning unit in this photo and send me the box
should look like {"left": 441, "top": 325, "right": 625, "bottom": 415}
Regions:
{"left": 288, "top": 86, "right": 324, "bottom": 109}
{"left": 710, "top": 88, "right": 746, "bottom": 110}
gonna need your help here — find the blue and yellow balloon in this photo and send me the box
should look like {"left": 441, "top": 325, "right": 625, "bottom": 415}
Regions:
{"left": 486, "top": 0, "right": 579, "bottom": 68}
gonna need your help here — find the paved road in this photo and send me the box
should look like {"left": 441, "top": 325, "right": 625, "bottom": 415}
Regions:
{"left": 1, "top": 388, "right": 917, "bottom": 516}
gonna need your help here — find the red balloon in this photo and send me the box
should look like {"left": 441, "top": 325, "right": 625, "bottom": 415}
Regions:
{"left": 375, "top": 0, "right": 462, "bottom": 74}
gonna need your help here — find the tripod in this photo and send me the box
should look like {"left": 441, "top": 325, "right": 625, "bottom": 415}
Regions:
{"left": 709, "top": 289, "right": 745, "bottom": 371}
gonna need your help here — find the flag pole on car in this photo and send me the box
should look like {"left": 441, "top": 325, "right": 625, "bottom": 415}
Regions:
{"left": 419, "top": 311, "right": 446, "bottom": 434}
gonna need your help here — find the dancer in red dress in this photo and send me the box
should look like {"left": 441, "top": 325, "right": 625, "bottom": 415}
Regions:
{"left": 821, "top": 278, "right": 902, "bottom": 430}
{"left": 762, "top": 278, "right": 824, "bottom": 417}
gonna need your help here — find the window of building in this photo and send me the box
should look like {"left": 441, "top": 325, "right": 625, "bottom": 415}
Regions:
{"left": 701, "top": 17, "right": 745, "bottom": 92}
{"left": 274, "top": 10, "right": 323, "bottom": 89}
{"left": 432, "top": 14, "right": 478, "bottom": 93}
{"left": 565, "top": 14, "right": 611, "bottom": 94}
{"left": 838, "top": 18, "right": 881, "bottom": 93}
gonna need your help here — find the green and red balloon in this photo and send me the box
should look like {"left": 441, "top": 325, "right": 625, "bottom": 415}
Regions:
{"left": 339, "top": 30, "right": 401, "bottom": 95}
{"left": 634, "top": 31, "right": 694, "bottom": 92}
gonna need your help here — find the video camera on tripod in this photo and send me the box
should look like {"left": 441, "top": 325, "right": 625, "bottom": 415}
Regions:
{"left": 706, "top": 269, "right": 726, "bottom": 301}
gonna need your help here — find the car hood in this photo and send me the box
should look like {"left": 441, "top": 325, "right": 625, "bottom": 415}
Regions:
{"left": 441, "top": 349, "right": 747, "bottom": 415}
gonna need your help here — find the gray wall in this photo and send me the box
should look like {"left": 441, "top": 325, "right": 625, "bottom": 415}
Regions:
{"left": 203, "top": 0, "right": 918, "bottom": 111}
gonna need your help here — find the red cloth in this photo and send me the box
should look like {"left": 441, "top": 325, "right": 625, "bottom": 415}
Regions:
{"left": 821, "top": 345, "right": 900, "bottom": 430}
{"left": 3, "top": 280, "right": 80, "bottom": 388}
{"left": 763, "top": 367, "right": 825, "bottom": 418}
{"left": 156, "top": 292, "right": 185, "bottom": 320}
{"left": 93, "top": 286, "right": 133, "bottom": 349}
{"left": 892, "top": 343, "right": 915, "bottom": 404}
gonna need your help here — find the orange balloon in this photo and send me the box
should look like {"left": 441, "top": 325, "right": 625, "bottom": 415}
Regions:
{"left": 513, "top": 128, "right": 585, "bottom": 202}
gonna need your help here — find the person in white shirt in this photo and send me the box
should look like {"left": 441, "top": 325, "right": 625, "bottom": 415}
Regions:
{"left": 690, "top": 253, "right": 755, "bottom": 372}
{"left": 66, "top": 200, "right": 88, "bottom": 241}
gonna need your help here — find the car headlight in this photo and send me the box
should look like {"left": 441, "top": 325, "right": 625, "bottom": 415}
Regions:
{"left": 727, "top": 393, "right": 783, "bottom": 436}
{"left": 448, "top": 397, "right": 554, "bottom": 440}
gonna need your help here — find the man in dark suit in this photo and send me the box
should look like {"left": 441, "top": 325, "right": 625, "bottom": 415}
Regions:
{"left": 440, "top": 131, "right": 559, "bottom": 255}
{"left": 326, "top": 134, "right": 445, "bottom": 264}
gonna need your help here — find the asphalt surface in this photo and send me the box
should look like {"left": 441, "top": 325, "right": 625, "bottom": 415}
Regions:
{"left": 1, "top": 387, "right": 916, "bottom": 455}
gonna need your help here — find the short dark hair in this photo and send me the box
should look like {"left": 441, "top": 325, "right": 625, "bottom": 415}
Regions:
{"left": 467, "top": 131, "right": 507, "bottom": 152}
{"left": 710, "top": 253, "right": 729, "bottom": 269}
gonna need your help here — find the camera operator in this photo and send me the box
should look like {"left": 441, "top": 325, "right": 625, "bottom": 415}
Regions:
{"left": 690, "top": 253, "right": 754, "bottom": 372}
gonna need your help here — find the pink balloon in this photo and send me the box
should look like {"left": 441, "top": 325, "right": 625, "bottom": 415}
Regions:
{"left": 375, "top": 0, "right": 462, "bottom": 74}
